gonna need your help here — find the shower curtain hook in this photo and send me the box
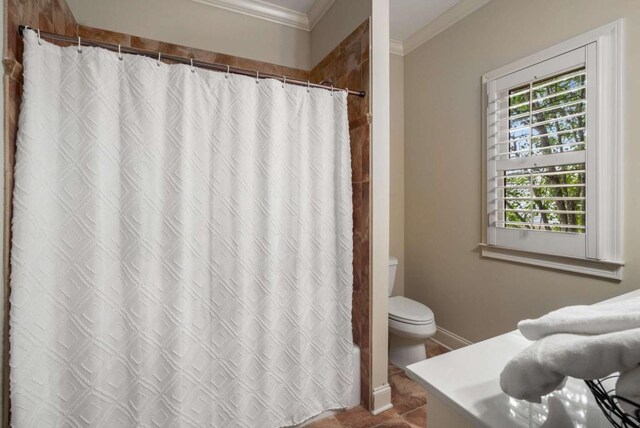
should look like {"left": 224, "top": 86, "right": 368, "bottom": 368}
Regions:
{"left": 118, "top": 45, "right": 123, "bottom": 60}
{"left": 77, "top": 36, "right": 82, "bottom": 53}
{"left": 37, "top": 29, "right": 42, "bottom": 46}
{"left": 190, "top": 58, "right": 195, "bottom": 73}
{"left": 157, "top": 52, "right": 161, "bottom": 67}
{"left": 282, "top": 76, "right": 286, "bottom": 89}
{"left": 307, "top": 81, "right": 310, "bottom": 93}
{"left": 330, "top": 85, "right": 334, "bottom": 96}
{"left": 256, "top": 70, "right": 259, "bottom": 84}
{"left": 225, "top": 65, "right": 230, "bottom": 78}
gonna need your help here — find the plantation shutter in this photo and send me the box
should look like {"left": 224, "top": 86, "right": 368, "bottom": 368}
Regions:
{"left": 486, "top": 45, "right": 597, "bottom": 258}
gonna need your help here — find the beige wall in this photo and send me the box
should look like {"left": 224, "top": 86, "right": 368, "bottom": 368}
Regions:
{"left": 403, "top": 0, "right": 640, "bottom": 343}
{"left": 66, "top": 0, "right": 311, "bottom": 70}
{"left": 390, "top": 53, "right": 404, "bottom": 296}
{"left": 310, "top": 0, "right": 371, "bottom": 67}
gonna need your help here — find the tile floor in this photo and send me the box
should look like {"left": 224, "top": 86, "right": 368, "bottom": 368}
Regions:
{"left": 307, "top": 340, "right": 450, "bottom": 428}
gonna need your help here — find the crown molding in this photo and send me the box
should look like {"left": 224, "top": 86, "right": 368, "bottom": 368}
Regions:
{"left": 390, "top": 39, "right": 404, "bottom": 56}
{"left": 192, "top": 0, "right": 334, "bottom": 32}
{"left": 403, "top": 0, "right": 492, "bottom": 55}
{"left": 192, "top": 0, "right": 490, "bottom": 54}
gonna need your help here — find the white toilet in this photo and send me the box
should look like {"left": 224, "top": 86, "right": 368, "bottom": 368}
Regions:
{"left": 388, "top": 257, "right": 436, "bottom": 369}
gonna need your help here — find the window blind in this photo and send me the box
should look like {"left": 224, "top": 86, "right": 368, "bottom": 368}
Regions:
{"left": 490, "top": 67, "right": 587, "bottom": 234}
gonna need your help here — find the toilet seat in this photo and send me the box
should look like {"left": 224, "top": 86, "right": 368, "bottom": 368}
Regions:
{"left": 389, "top": 296, "right": 435, "bottom": 325}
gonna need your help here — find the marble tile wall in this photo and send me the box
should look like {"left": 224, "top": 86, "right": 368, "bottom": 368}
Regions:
{"left": 310, "top": 19, "right": 371, "bottom": 410}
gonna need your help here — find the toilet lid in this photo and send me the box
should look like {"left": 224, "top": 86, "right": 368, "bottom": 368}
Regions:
{"left": 389, "top": 296, "right": 435, "bottom": 325}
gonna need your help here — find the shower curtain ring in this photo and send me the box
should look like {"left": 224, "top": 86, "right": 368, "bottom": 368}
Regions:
{"left": 118, "top": 45, "right": 123, "bottom": 60}
{"left": 190, "top": 58, "right": 195, "bottom": 73}
{"left": 307, "top": 81, "right": 310, "bottom": 93}
{"left": 37, "top": 29, "right": 42, "bottom": 45}
{"left": 77, "top": 36, "right": 82, "bottom": 53}
{"left": 157, "top": 52, "right": 161, "bottom": 66}
{"left": 256, "top": 70, "right": 259, "bottom": 84}
{"left": 225, "top": 65, "right": 230, "bottom": 78}
{"left": 282, "top": 76, "right": 286, "bottom": 89}
{"left": 331, "top": 85, "right": 334, "bottom": 96}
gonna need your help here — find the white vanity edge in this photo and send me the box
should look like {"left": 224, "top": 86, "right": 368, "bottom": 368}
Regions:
{"left": 404, "top": 289, "right": 640, "bottom": 427}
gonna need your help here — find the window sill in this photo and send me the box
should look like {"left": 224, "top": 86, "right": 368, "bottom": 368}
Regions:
{"left": 480, "top": 244, "right": 623, "bottom": 281}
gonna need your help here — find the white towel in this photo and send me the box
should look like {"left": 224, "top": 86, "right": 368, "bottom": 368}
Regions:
{"left": 500, "top": 328, "right": 640, "bottom": 403}
{"left": 518, "top": 297, "right": 640, "bottom": 340}
{"left": 616, "top": 366, "right": 640, "bottom": 417}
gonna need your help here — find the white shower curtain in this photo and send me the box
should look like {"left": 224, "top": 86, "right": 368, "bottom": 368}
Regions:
{"left": 10, "top": 30, "right": 353, "bottom": 427}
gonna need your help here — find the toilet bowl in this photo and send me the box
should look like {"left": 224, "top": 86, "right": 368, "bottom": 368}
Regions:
{"left": 388, "top": 257, "right": 436, "bottom": 369}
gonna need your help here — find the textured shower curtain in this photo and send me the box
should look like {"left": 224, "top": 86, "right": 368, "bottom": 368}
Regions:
{"left": 10, "top": 30, "right": 353, "bottom": 427}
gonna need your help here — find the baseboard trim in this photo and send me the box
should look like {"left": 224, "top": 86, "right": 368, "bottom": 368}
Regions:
{"left": 371, "top": 384, "right": 392, "bottom": 415}
{"left": 433, "top": 327, "right": 473, "bottom": 350}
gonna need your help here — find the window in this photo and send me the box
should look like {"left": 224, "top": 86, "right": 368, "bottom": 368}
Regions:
{"left": 482, "top": 21, "right": 623, "bottom": 279}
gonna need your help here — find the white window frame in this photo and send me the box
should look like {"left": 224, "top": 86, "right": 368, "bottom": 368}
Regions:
{"left": 481, "top": 20, "right": 624, "bottom": 280}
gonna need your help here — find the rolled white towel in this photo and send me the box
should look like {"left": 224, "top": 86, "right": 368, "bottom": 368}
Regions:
{"left": 518, "top": 297, "right": 640, "bottom": 340}
{"left": 616, "top": 366, "right": 640, "bottom": 418}
{"left": 500, "top": 328, "right": 640, "bottom": 403}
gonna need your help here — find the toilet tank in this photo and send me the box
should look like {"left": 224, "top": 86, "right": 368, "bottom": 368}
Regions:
{"left": 389, "top": 257, "right": 398, "bottom": 296}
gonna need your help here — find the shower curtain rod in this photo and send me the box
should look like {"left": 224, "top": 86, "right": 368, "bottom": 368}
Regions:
{"left": 18, "top": 25, "right": 366, "bottom": 98}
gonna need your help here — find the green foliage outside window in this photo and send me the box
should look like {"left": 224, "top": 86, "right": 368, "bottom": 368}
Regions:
{"left": 504, "top": 68, "right": 586, "bottom": 233}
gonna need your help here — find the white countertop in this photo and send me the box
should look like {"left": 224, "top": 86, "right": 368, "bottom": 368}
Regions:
{"left": 405, "top": 290, "right": 640, "bottom": 428}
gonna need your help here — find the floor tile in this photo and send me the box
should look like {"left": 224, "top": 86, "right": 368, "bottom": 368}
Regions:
{"left": 389, "top": 372, "right": 426, "bottom": 415}
{"left": 334, "top": 405, "right": 398, "bottom": 428}
{"left": 388, "top": 363, "right": 403, "bottom": 377}
{"left": 304, "top": 416, "right": 343, "bottom": 428}
{"left": 401, "top": 406, "right": 426, "bottom": 427}
{"left": 425, "top": 340, "right": 450, "bottom": 358}
{"left": 371, "top": 416, "right": 414, "bottom": 428}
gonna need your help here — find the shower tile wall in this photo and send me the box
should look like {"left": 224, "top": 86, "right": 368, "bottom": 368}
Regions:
{"left": 310, "top": 19, "right": 371, "bottom": 410}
